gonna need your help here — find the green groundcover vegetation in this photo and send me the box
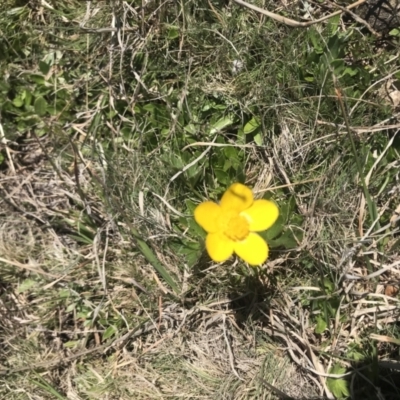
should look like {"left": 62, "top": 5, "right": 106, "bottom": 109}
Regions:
{"left": 1, "top": 1, "right": 400, "bottom": 399}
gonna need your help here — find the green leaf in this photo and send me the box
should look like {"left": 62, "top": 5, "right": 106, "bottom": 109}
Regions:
{"left": 343, "top": 67, "right": 358, "bottom": 77}
{"left": 143, "top": 103, "right": 155, "bottom": 113}
{"left": 326, "top": 34, "right": 342, "bottom": 61}
{"left": 223, "top": 159, "right": 232, "bottom": 171}
{"left": 209, "top": 115, "right": 234, "bottom": 134}
{"left": 184, "top": 123, "right": 196, "bottom": 134}
{"left": 63, "top": 340, "right": 79, "bottom": 348}
{"left": 13, "top": 94, "right": 24, "bottom": 107}
{"left": 277, "top": 197, "right": 295, "bottom": 221}
{"left": 18, "top": 279, "right": 37, "bottom": 293}
{"left": 39, "top": 61, "right": 51, "bottom": 75}
{"left": 167, "top": 25, "right": 179, "bottom": 40}
{"left": 389, "top": 28, "right": 400, "bottom": 36}
{"left": 263, "top": 214, "right": 285, "bottom": 240}
{"left": 243, "top": 117, "right": 260, "bottom": 134}
{"left": 326, "top": 364, "right": 349, "bottom": 399}
{"left": 326, "top": 13, "right": 341, "bottom": 36}
{"left": 315, "top": 315, "right": 327, "bottom": 334}
{"left": 130, "top": 227, "right": 179, "bottom": 294}
{"left": 185, "top": 199, "right": 197, "bottom": 214}
{"left": 34, "top": 96, "right": 47, "bottom": 116}
{"left": 346, "top": 344, "right": 365, "bottom": 362}
{"left": 308, "top": 29, "right": 323, "bottom": 53}
{"left": 323, "top": 278, "right": 334, "bottom": 293}
{"left": 223, "top": 146, "right": 239, "bottom": 160}
{"left": 187, "top": 216, "right": 205, "bottom": 237}
{"left": 253, "top": 133, "right": 263, "bottom": 145}
{"left": 24, "top": 90, "right": 33, "bottom": 107}
{"left": 214, "top": 169, "right": 230, "bottom": 185}
{"left": 29, "top": 74, "right": 46, "bottom": 85}
{"left": 59, "top": 289, "right": 70, "bottom": 299}
{"left": 177, "top": 240, "right": 202, "bottom": 268}
{"left": 271, "top": 230, "right": 298, "bottom": 249}
{"left": 103, "top": 325, "right": 117, "bottom": 340}
{"left": 66, "top": 303, "right": 76, "bottom": 313}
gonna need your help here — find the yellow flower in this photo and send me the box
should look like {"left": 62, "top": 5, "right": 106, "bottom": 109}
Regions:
{"left": 194, "top": 183, "right": 279, "bottom": 266}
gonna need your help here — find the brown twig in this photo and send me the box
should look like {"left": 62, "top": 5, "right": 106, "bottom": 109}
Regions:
{"left": 325, "top": 0, "right": 381, "bottom": 36}
{"left": 232, "top": 0, "right": 367, "bottom": 27}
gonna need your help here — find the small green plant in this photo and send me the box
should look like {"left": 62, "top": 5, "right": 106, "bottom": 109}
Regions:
{"left": 327, "top": 363, "right": 350, "bottom": 399}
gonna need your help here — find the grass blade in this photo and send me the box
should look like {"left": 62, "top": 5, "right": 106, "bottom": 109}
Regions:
{"left": 130, "top": 226, "right": 180, "bottom": 295}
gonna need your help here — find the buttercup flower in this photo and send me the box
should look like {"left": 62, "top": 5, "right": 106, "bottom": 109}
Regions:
{"left": 194, "top": 183, "right": 279, "bottom": 266}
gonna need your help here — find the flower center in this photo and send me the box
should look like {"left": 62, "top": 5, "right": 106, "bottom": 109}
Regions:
{"left": 218, "top": 211, "right": 249, "bottom": 241}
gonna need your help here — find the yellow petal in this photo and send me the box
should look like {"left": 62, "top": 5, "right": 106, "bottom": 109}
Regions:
{"left": 194, "top": 201, "right": 222, "bottom": 233}
{"left": 241, "top": 199, "right": 279, "bottom": 232}
{"left": 234, "top": 232, "right": 269, "bottom": 266}
{"left": 220, "top": 183, "right": 253, "bottom": 212}
{"left": 206, "top": 232, "right": 234, "bottom": 262}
